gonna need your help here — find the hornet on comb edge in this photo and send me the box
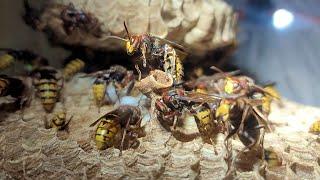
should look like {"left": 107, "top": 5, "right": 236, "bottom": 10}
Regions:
{"left": 31, "top": 66, "right": 64, "bottom": 112}
{"left": 102, "top": 22, "right": 187, "bottom": 85}
{"left": 0, "top": 48, "right": 48, "bottom": 71}
{"left": 83, "top": 65, "right": 135, "bottom": 111}
{"left": 89, "top": 105, "right": 145, "bottom": 155}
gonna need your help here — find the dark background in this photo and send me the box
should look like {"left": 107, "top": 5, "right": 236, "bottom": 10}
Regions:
{"left": 1, "top": 0, "right": 320, "bottom": 106}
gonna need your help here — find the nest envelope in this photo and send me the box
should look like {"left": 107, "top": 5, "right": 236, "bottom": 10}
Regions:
{"left": 33, "top": 0, "right": 237, "bottom": 54}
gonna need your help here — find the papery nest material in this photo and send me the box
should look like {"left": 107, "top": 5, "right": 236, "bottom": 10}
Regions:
{"left": 30, "top": 0, "right": 237, "bottom": 53}
{"left": 134, "top": 70, "right": 173, "bottom": 94}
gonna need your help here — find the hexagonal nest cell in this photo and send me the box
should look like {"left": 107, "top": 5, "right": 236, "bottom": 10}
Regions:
{"left": 1, "top": 0, "right": 320, "bottom": 179}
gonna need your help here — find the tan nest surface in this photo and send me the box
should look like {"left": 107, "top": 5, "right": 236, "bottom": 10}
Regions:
{"left": 36, "top": 0, "right": 237, "bottom": 54}
{"left": 0, "top": 76, "right": 320, "bottom": 179}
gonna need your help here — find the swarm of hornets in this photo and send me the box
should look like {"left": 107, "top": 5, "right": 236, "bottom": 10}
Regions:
{"left": 1, "top": 3, "right": 284, "bottom": 176}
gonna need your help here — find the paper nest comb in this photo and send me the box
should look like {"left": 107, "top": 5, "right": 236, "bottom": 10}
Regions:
{"left": 35, "top": 0, "right": 237, "bottom": 54}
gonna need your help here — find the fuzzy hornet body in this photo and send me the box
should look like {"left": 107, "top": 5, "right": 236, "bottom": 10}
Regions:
{"left": 63, "top": 58, "right": 85, "bottom": 80}
{"left": 0, "top": 75, "right": 29, "bottom": 109}
{"left": 88, "top": 65, "right": 134, "bottom": 108}
{"left": 155, "top": 88, "right": 221, "bottom": 134}
{"left": 51, "top": 112, "right": 67, "bottom": 129}
{"left": 92, "top": 77, "right": 107, "bottom": 107}
{"left": 90, "top": 105, "right": 144, "bottom": 154}
{"left": 162, "top": 44, "right": 184, "bottom": 84}
{"left": 309, "top": 119, "right": 320, "bottom": 134}
{"left": 193, "top": 104, "right": 221, "bottom": 144}
{"left": 0, "top": 48, "right": 48, "bottom": 71}
{"left": 95, "top": 118, "right": 121, "bottom": 150}
{"left": 47, "top": 111, "right": 72, "bottom": 130}
{"left": 127, "top": 34, "right": 185, "bottom": 84}
{"left": 32, "top": 67, "right": 63, "bottom": 112}
{"left": 155, "top": 88, "right": 187, "bottom": 130}
{"left": 36, "top": 79, "right": 59, "bottom": 112}
{"left": 60, "top": 3, "right": 102, "bottom": 37}
{"left": 105, "top": 22, "right": 187, "bottom": 84}
{"left": 0, "top": 54, "right": 15, "bottom": 70}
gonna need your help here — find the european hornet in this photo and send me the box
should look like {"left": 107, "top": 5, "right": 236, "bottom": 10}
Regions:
{"left": 155, "top": 88, "right": 224, "bottom": 142}
{"left": 215, "top": 96, "right": 268, "bottom": 148}
{"left": 31, "top": 66, "right": 64, "bottom": 112}
{"left": 214, "top": 96, "right": 269, "bottom": 176}
{"left": 209, "top": 66, "right": 278, "bottom": 100}
{"left": 104, "top": 22, "right": 187, "bottom": 84}
{"left": 0, "top": 74, "right": 30, "bottom": 110}
{"left": 309, "top": 119, "right": 320, "bottom": 135}
{"left": 308, "top": 118, "right": 320, "bottom": 146}
{"left": 263, "top": 147, "right": 282, "bottom": 168}
{"left": 63, "top": 58, "right": 85, "bottom": 80}
{"left": 84, "top": 65, "right": 134, "bottom": 110}
{"left": 45, "top": 110, "right": 73, "bottom": 130}
{"left": 89, "top": 105, "right": 145, "bottom": 155}
{"left": 190, "top": 102, "right": 225, "bottom": 145}
{"left": 0, "top": 48, "right": 48, "bottom": 71}
{"left": 23, "top": 0, "right": 41, "bottom": 30}
{"left": 60, "top": 3, "right": 102, "bottom": 37}
{"left": 155, "top": 88, "right": 188, "bottom": 131}
{"left": 250, "top": 83, "right": 281, "bottom": 117}
{"left": 183, "top": 69, "right": 240, "bottom": 93}
{"left": 157, "top": 85, "right": 268, "bottom": 173}
{"left": 178, "top": 92, "right": 268, "bottom": 176}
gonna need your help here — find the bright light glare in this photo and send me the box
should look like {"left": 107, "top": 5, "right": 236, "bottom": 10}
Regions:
{"left": 273, "top": 9, "right": 294, "bottom": 29}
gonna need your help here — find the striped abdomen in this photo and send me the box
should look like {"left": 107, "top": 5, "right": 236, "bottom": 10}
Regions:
{"left": 264, "top": 148, "right": 282, "bottom": 167}
{"left": 92, "top": 83, "right": 106, "bottom": 107}
{"left": 95, "top": 119, "right": 120, "bottom": 150}
{"left": 310, "top": 120, "right": 320, "bottom": 135}
{"left": 194, "top": 106, "right": 212, "bottom": 144}
{"left": 163, "top": 44, "right": 184, "bottom": 84}
{"left": 51, "top": 112, "right": 67, "bottom": 130}
{"left": 63, "top": 59, "right": 85, "bottom": 80}
{"left": 36, "top": 79, "right": 59, "bottom": 112}
{"left": 0, "top": 54, "right": 14, "bottom": 70}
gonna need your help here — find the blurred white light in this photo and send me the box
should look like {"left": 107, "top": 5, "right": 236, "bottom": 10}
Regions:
{"left": 273, "top": 9, "right": 294, "bottom": 29}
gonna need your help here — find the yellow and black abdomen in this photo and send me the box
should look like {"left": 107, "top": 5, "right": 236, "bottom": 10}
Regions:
{"left": 264, "top": 148, "right": 282, "bottom": 168}
{"left": 174, "top": 56, "right": 184, "bottom": 83}
{"left": 36, "top": 79, "right": 59, "bottom": 112}
{"left": 163, "top": 44, "right": 184, "bottom": 84}
{"left": 92, "top": 82, "right": 106, "bottom": 107}
{"left": 193, "top": 105, "right": 216, "bottom": 143}
{"left": 63, "top": 59, "right": 85, "bottom": 80}
{"left": 309, "top": 119, "right": 320, "bottom": 135}
{"left": 95, "top": 118, "right": 120, "bottom": 150}
{"left": 51, "top": 112, "right": 67, "bottom": 130}
{"left": 0, "top": 54, "right": 14, "bottom": 70}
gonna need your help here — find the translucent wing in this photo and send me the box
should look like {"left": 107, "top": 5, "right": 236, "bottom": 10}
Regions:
{"left": 177, "top": 91, "right": 222, "bottom": 104}
{"left": 89, "top": 118, "right": 101, "bottom": 127}
{"left": 89, "top": 112, "right": 119, "bottom": 127}
{"left": 152, "top": 36, "right": 190, "bottom": 55}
